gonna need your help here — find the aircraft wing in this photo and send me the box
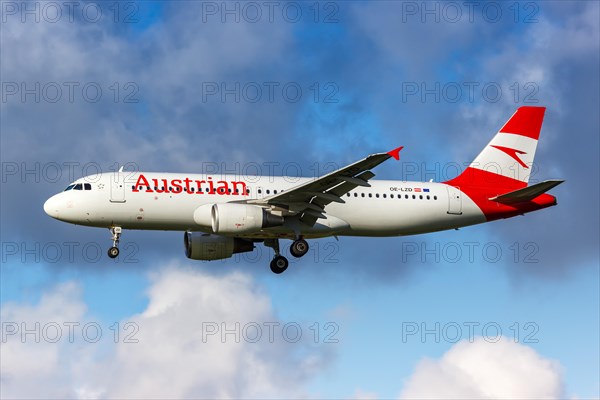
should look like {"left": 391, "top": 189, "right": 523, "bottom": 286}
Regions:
{"left": 247, "top": 146, "right": 403, "bottom": 226}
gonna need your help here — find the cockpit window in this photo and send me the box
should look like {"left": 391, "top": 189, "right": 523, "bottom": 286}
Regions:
{"left": 74, "top": 184, "right": 83, "bottom": 190}
{"left": 84, "top": 183, "right": 92, "bottom": 190}
{"left": 64, "top": 184, "right": 75, "bottom": 191}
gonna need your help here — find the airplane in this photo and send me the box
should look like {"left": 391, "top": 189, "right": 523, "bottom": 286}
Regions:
{"left": 44, "top": 106, "right": 563, "bottom": 274}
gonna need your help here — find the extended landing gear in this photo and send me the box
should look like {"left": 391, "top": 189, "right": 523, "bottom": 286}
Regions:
{"left": 107, "top": 226, "right": 122, "bottom": 259}
{"left": 265, "top": 238, "right": 310, "bottom": 274}
{"left": 270, "top": 256, "right": 289, "bottom": 274}
{"left": 265, "top": 239, "right": 289, "bottom": 274}
{"left": 290, "top": 238, "right": 309, "bottom": 258}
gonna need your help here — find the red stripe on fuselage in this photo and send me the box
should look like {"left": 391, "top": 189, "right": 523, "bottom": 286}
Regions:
{"left": 445, "top": 167, "right": 556, "bottom": 221}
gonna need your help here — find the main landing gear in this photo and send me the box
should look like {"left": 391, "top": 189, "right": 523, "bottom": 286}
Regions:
{"left": 290, "top": 238, "right": 309, "bottom": 258}
{"left": 107, "top": 226, "right": 122, "bottom": 258}
{"left": 265, "top": 238, "right": 310, "bottom": 274}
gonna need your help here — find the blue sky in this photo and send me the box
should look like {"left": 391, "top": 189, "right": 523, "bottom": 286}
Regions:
{"left": 1, "top": 1, "right": 599, "bottom": 398}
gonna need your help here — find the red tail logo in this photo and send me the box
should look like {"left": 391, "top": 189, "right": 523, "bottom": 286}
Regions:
{"left": 490, "top": 145, "right": 529, "bottom": 169}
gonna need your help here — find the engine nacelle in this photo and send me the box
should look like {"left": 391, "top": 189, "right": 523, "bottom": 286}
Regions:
{"left": 209, "top": 203, "right": 284, "bottom": 234}
{"left": 184, "top": 232, "right": 254, "bottom": 261}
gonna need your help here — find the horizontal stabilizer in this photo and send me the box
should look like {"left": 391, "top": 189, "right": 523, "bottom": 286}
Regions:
{"left": 489, "top": 180, "right": 564, "bottom": 204}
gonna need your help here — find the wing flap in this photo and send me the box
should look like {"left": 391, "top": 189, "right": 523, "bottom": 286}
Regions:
{"left": 300, "top": 171, "right": 376, "bottom": 225}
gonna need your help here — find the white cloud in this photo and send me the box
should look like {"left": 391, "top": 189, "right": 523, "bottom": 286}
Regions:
{"left": 399, "top": 337, "right": 565, "bottom": 399}
{"left": 0, "top": 282, "right": 95, "bottom": 399}
{"left": 0, "top": 264, "right": 332, "bottom": 399}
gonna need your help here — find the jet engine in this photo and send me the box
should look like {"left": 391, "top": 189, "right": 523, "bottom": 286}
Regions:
{"left": 194, "top": 203, "right": 284, "bottom": 234}
{"left": 184, "top": 232, "right": 254, "bottom": 261}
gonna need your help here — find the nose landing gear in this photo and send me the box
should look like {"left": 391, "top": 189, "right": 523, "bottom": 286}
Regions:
{"left": 107, "top": 226, "right": 122, "bottom": 258}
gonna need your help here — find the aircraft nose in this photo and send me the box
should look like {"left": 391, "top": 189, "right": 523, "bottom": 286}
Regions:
{"left": 43, "top": 195, "right": 60, "bottom": 219}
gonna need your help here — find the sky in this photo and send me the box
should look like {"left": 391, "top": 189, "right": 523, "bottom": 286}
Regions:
{"left": 1, "top": 1, "right": 599, "bottom": 398}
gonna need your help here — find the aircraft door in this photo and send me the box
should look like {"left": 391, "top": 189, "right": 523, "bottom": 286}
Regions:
{"left": 110, "top": 173, "right": 126, "bottom": 203}
{"left": 446, "top": 186, "right": 462, "bottom": 215}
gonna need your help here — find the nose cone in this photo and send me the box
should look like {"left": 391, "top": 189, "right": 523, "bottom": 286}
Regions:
{"left": 44, "top": 195, "right": 60, "bottom": 219}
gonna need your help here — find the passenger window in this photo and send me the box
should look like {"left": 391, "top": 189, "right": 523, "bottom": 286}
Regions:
{"left": 419, "top": 195, "right": 423, "bottom": 200}
{"left": 84, "top": 183, "right": 91, "bottom": 190}
{"left": 361, "top": 193, "right": 365, "bottom": 198}
{"left": 368, "top": 193, "right": 372, "bottom": 198}
{"left": 434, "top": 195, "right": 438, "bottom": 200}
{"left": 405, "top": 195, "right": 408, "bottom": 199}
{"left": 376, "top": 194, "right": 379, "bottom": 198}
{"left": 274, "top": 190, "right": 278, "bottom": 194}
{"left": 427, "top": 195, "right": 430, "bottom": 200}
{"left": 412, "top": 195, "right": 415, "bottom": 199}
{"left": 383, "top": 194, "right": 387, "bottom": 198}
{"left": 258, "top": 189, "right": 262, "bottom": 194}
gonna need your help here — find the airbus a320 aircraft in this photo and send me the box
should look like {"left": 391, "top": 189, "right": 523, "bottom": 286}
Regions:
{"left": 44, "top": 106, "right": 563, "bottom": 273}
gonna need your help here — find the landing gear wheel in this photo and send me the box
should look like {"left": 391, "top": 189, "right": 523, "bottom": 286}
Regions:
{"left": 108, "top": 226, "right": 122, "bottom": 259}
{"left": 290, "top": 239, "right": 309, "bottom": 258}
{"left": 270, "top": 256, "right": 289, "bottom": 274}
{"left": 108, "top": 246, "right": 120, "bottom": 258}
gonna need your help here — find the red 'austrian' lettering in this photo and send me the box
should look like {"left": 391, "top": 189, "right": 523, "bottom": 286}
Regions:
{"left": 132, "top": 174, "right": 247, "bottom": 195}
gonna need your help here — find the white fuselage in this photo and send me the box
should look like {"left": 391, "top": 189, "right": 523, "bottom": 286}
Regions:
{"left": 43, "top": 172, "right": 486, "bottom": 239}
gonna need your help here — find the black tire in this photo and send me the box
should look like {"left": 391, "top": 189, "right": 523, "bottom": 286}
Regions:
{"left": 290, "top": 239, "right": 309, "bottom": 258}
{"left": 108, "top": 246, "right": 119, "bottom": 258}
{"left": 270, "top": 256, "right": 289, "bottom": 274}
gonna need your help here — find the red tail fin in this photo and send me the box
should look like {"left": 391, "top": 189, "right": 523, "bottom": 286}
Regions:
{"left": 445, "top": 107, "right": 554, "bottom": 221}
{"left": 445, "top": 106, "right": 546, "bottom": 191}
